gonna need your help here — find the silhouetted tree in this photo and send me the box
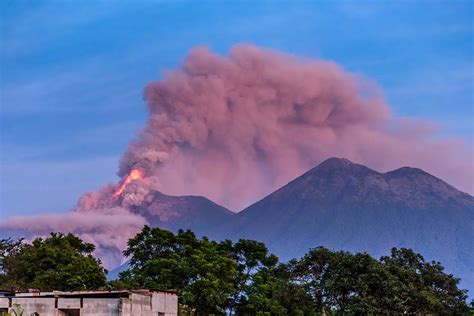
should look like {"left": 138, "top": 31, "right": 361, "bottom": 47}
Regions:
{"left": 119, "top": 226, "right": 237, "bottom": 314}
{"left": 0, "top": 233, "right": 107, "bottom": 291}
{"left": 380, "top": 247, "right": 468, "bottom": 314}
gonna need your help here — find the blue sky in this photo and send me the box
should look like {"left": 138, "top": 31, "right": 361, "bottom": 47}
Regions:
{"left": 1, "top": 0, "right": 472, "bottom": 219}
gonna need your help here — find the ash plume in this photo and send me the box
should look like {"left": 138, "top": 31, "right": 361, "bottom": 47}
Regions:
{"left": 1, "top": 44, "right": 472, "bottom": 268}
{"left": 121, "top": 44, "right": 472, "bottom": 210}
{"left": 1, "top": 207, "right": 147, "bottom": 268}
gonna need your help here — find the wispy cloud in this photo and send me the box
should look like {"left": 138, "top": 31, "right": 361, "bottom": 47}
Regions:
{"left": 1, "top": 2, "right": 119, "bottom": 56}
{"left": 1, "top": 56, "right": 144, "bottom": 116}
{"left": 392, "top": 62, "right": 473, "bottom": 96}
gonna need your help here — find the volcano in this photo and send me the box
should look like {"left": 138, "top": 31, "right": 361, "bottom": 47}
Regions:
{"left": 128, "top": 190, "right": 233, "bottom": 234}
{"left": 217, "top": 158, "right": 474, "bottom": 294}
{"left": 111, "top": 158, "right": 474, "bottom": 294}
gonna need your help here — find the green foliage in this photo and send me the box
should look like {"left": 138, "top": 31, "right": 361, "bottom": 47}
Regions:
{"left": 118, "top": 227, "right": 236, "bottom": 314}
{"left": 0, "top": 237, "right": 25, "bottom": 289}
{"left": 281, "top": 246, "right": 469, "bottom": 314}
{"left": 380, "top": 247, "right": 469, "bottom": 314}
{"left": 224, "top": 239, "right": 280, "bottom": 314}
{"left": 118, "top": 226, "right": 283, "bottom": 315}
{"left": 4, "top": 228, "right": 467, "bottom": 314}
{"left": 118, "top": 227, "right": 470, "bottom": 315}
{"left": 0, "top": 233, "right": 107, "bottom": 291}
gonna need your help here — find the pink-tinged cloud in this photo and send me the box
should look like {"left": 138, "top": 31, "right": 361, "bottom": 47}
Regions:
{"left": 120, "top": 44, "right": 473, "bottom": 210}
{"left": 0, "top": 208, "right": 147, "bottom": 269}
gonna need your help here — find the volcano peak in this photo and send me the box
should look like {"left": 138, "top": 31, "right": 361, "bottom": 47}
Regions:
{"left": 314, "top": 157, "right": 354, "bottom": 170}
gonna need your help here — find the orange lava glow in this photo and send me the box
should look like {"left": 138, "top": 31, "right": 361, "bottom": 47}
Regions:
{"left": 114, "top": 168, "right": 145, "bottom": 197}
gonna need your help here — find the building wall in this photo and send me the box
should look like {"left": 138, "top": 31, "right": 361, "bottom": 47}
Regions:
{"left": 152, "top": 292, "right": 178, "bottom": 316}
{"left": 119, "top": 294, "right": 152, "bottom": 316}
{"left": 57, "top": 298, "right": 81, "bottom": 309}
{"left": 119, "top": 298, "right": 132, "bottom": 316}
{"left": 11, "top": 297, "right": 57, "bottom": 315}
{"left": 0, "top": 292, "right": 178, "bottom": 316}
{"left": 120, "top": 292, "right": 178, "bottom": 316}
{"left": 0, "top": 298, "right": 9, "bottom": 310}
{"left": 81, "top": 298, "right": 120, "bottom": 316}
{"left": 6, "top": 297, "right": 122, "bottom": 316}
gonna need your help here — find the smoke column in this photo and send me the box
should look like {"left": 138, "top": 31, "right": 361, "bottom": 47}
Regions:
{"left": 120, "top": 44, "right": 472, "bottom": 210}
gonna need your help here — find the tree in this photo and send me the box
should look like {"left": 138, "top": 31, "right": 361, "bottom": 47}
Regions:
{"left": 320, "top": 251, "right": 403, "bottom": 314}
{"left": 118, "top": 227, "right": 470, "bottom": 314}
{"left": 0, "top": 237, "right": 25, "bottom": 288}
{"left": 282, "top": 247, "right": 469, "bottom": 314}
{"left": 235, "top": 267, "right": 286, "bottom": 315}
{"left": 0, "top": 233, "right": 107, "bottom": 291}
{"left": 119, "top": 226, "right": 238, "bottom": 314}
{"left": 228, "top": 239, "right": 283, "bottom": 315}
{"left": 120, "top": 227, "right": 286, "bottom": 315}
{"left": 380, "top": 247, "right": 469, "bottom": 314}
{"left": 273, "top": 261, "right": 318, "bottom": 316}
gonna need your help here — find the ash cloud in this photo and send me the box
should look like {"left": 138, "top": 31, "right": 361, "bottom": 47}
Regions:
{"left": 120, "top": 44, "right": 473, "bottom": 210}
{"left": 1, "top": 44, "right": 472, "bottom": 268}
{"left": 0, "top": 207, "right": 147, "bottom": 268}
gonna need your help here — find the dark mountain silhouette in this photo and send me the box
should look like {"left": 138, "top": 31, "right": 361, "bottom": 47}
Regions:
{"left": 220, "top": 158, "right": 474, "bottom": 294}
{"left": 129, "top": 190, "right": 233, "bottom": 234}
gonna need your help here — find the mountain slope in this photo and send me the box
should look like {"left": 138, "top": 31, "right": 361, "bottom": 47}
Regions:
{"left": 130, "top": 190, "right": 234, "bottom": 234}
{"left": 228, "top": 158, "right": 474, "bottom": 293}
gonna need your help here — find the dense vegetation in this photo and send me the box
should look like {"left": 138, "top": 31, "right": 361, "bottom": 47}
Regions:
{"left": 113, "top": 226, "right": 470, "bottom": 315}
{"left": 0, "top": 233, "right": 107, "bottom": 290}
{"left": 1, "top": 228, "right": 471, "bottom": 314}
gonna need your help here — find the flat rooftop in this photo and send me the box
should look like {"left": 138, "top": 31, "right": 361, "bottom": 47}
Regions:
{"left": 1, "top": 289, "right": 177, "bottom": 298}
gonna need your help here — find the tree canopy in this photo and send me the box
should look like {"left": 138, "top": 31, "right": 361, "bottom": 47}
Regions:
{"left": 116, "top": 226, "right": 470, "bottom": 315}
{"left": 1, "top": 227, "right": 469, "bottom": 314}
{"left": 0, "top": 233, "right": 107, "bottom": 291}
{"left": 285, "top": 247, "right": 468, "bottom": 314}
{"left": 117, "top": 226, "right": 279, "bottom": 314}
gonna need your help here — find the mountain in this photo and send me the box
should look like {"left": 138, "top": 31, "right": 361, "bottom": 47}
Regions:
{"left": 129, "top": 190, "right": 233, "bottom": 234}
{"left": 106, "top": 158, "right": 474, "bottom": 295}
{"left": 224, "top": 158, "right": 474, "bottom": 293}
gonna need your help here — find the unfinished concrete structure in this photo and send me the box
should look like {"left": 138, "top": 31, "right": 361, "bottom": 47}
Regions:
{"left": 0, "top": 290, "right": 177, "bottom": 316}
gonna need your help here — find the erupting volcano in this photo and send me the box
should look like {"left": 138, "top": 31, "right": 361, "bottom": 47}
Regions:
{"left": 114, "top": 168, "right": 145, "bottom": 197}
{"left": 1, "top": 44, "right": 472, "bottom": 279}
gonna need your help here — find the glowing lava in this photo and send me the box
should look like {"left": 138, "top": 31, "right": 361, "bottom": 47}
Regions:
{"left": 114, "top": 168, "right": 145, "bottom": 197}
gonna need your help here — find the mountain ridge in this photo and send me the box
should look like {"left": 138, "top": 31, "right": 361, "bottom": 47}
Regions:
{"left": 129, "top": 190, "right": 233, "bottom": 234}
{"left": 211, "top": 157, "right": 473, "bottom": 295}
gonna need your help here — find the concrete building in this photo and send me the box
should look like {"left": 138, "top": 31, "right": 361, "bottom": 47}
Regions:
{"left": 0, "top": 289, "right": 177, "bottom": 316}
